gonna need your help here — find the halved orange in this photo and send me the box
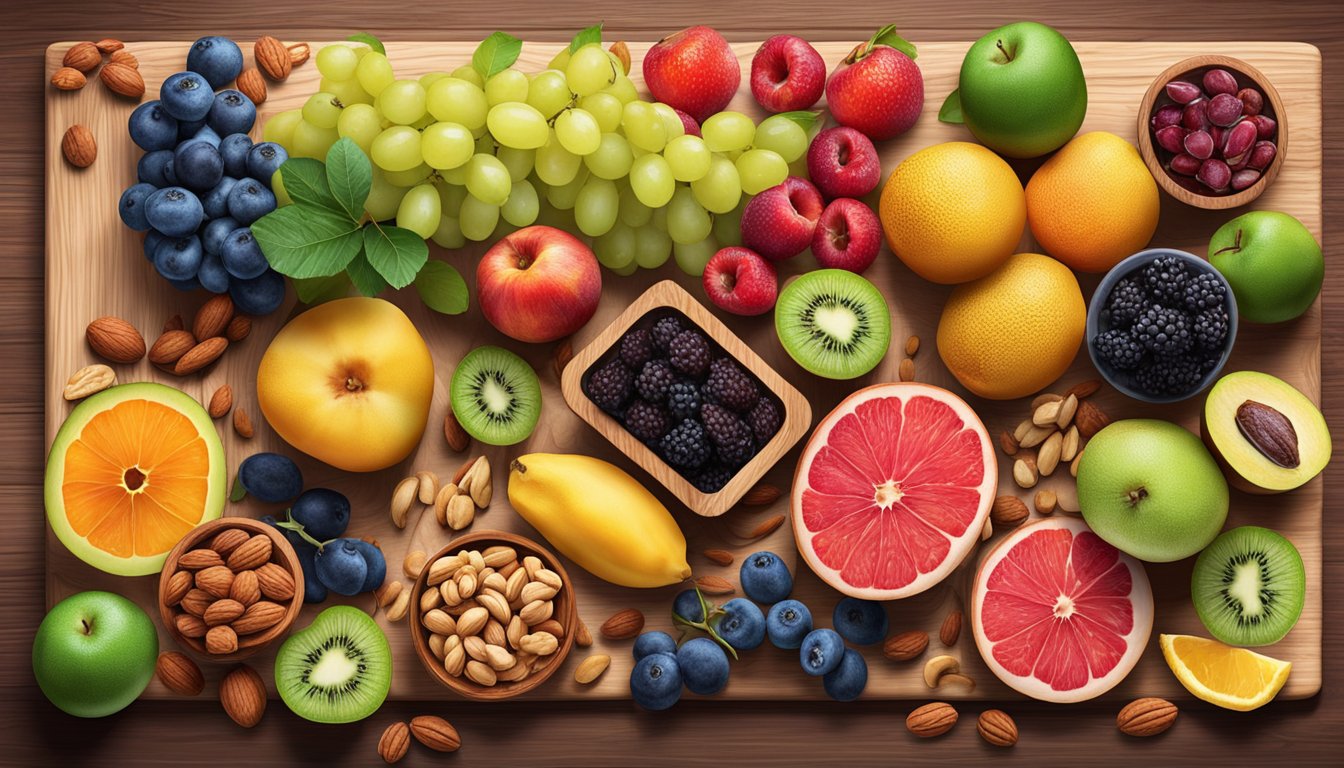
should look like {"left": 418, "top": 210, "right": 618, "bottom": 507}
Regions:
{"left": 46, "top": 383, "right": 225, "bottom": 575}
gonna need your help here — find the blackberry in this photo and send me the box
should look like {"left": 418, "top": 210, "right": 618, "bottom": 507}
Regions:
{"left": 701, "top": 403, "right": 756, "bottom": 467}
{"left": 635, "top": 359, "right": 677, "bottom": 403}
{"left": 618, "top": 328, "right": 655, "bottom": 370}
{"left": 1133, "top": 304, "right": 1193, "bottom": 357}
{"left": 584, "top": 359, "right": 633, "bottom": 412}
{"left": 668, "top": 330, "right": 711, "bottom": 376}
{"left": 747, "top": 398, "right": 783, "bottom": 445}
{"left": 1142, "top": 255, "right": 1189, "bottom": 306}
{"left": 1093, "top": 329, "right": 1146, "bottom": 370}
{"left": 1104, "top": 277, "right": 1149, "bottom": 330}
{"left": 624, "top": 399, "right": 672, "bottom": 442}
{"left": 691, "top": 464, "right": 734, "bottom": 493}
{"left": 1191, "top": 307, "right": 1229, "bottom": 350}
{"left": 658, "top": 418, "right": 711, "bottom": 470}
{"left": 651, "top": 316, "right": 685, "bottom": 352}
{"left": 1184, "top": 272, "right": 1228, "bottom": 313}
{"left": 704, "top": 358, "right": 759, "bottom": 412}
{"left": 1134, "top": 357, "right": 1204, "bottom": 397}
{"left": 666, "top": 380, "right": 702, "bottom": 421}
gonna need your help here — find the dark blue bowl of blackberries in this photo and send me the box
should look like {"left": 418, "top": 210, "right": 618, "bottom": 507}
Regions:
{"left": 1087, "top": 248, "right": 1238, "bottom": 403}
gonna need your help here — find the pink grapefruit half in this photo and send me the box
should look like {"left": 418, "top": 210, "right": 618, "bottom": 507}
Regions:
{"left": 971, "top": 517, "right": 1154, "bottom": 703}
{"left": 791, "top": 383, "right": 996, "bottom": 600}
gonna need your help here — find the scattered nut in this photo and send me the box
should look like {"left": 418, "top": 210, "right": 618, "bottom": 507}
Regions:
{"left": 1038, "top": 430, "right": 1063, "bottom": 476}
{"left": 906, "top": 702, "right": 958, "bottom": 738}
{"left": 1117, "top": 697, "right": 1178, "bottom": 737}
{"left": 939, "top": 610, "right": 962, "bottom": 647}
{"left": 86, "top": 316, "right": 145, "bottom": 363}
{"left": 990, "top": 495, "right": 1029, "bottom": 528}
{"left": 702, "top": 549, "right": 734, "bottom": 566}
{"left": 999, "top": 430, "right": 1019, "bottom": 456}
{"left": 99, "top": 62, "right": 145, "bottom": 97}
{"left": 977, "top": 709, "right": 1019, "bottom": 747}
{"left": 208, "top": 385, "right": 233, "bottom": 419}
{"left": 390, "top": 476, "right": 419, "bottom": 529}
{"left": 1012, "top": 457, "right": 1038, "bottom": 488}
{"left": 416, "top": 470, "right": 439, "bottom": 505}
{"left": 1061, "top": 425, "right": 1080, "bottom": 462}
{"left": 899, "top": 357, "right": 915, "bottom": 381}
{"left": 109, "top": 50, "right": 138, "bottom": 68}
{"left": 443, "top": 410, "right": 469, "bottom": 452}
{"left": 883, "top": 630, "right": 929, "bottom": 661}
{"left": 922, "top": 655, "right": 961, "bottom": 688}
{"left": 1032, "top": 399, "right": 1062, "bottom": 426}
{"left": 608, "top": 41, "right": 631, "bottom": 74}
{"left": 403, "top": 550, "right": 428, "bottom": 579}
{"left": 746, "top": 514, "right": 784, "bottom": 540}
{"left": 1034, "top": 489, "right": 1058, "bottom": 516}
{"left": 156, "top": 651, "right": 204, "bottom": 696}
{"left": 62, "top": 42, "right": 101, "bottom": 72}
{"left": 286, "top": 42, "right": 311, "bottom": 66}
{"left": 51, "top": 67, "right": 86, "bottom": 90}
{"left": 695, "top": 575, "right": 735, "bottom": 595}
{"left": 95, "top": 38, "right": 124, "bottom": 54}
{"left": 905, "top": 335, "right": 920, "bottom": 356}
{"left": 574, "top": 654, "right": 611, "bottom": 684}
{"left": 254, "top": 36, "right": 292, "bottom": 80}
{"left": 600, "top": 608, "right": 644, "bottom": 640}
{"left": 225, "top": 314, "right": 252, "bottom": 342}
{"left": 64, "top": 364, "right": 116, "bottom": 400}
{"left": 1066, "top": 378, "right": 1102, "bottom": 400}
{"left": 232, "top": 407, "right": 254, "bottom": 438}
{"left": 236, "top": 67, "right": 266, "bottom": 104}
{"left": 219, "top": 665, "right": 266, "bottom": 727}
{"left": 1056, "top": 393, "right": 1079, "bottom": 428}
{"left": 377, "top": 721, "right": 410, "bottom": 764}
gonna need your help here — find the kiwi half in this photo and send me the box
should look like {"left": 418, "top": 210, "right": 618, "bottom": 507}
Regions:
{"left": 450, "top": 345, "right": 541, "bottom": 446}
{"left": 1192, "top": 526, "right": 1305, "bottom": 647}
{"left": 275, "top": 605, "right": 392, "bottom": 723}
{"left": 774, "top": 269, "right": 891, "bottom": 379}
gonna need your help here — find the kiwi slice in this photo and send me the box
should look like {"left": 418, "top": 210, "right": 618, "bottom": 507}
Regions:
{"left": 275, "top": 605, "right": 392, "bottom": 723}
{"left": 774, "top": 269, "right": 891, "bottom": 379}
{"left": 450, "top": 345, "right": 541, "bottom": 446}
{"left": 1192, "top": 526, "right": 1305, "bottom": 647}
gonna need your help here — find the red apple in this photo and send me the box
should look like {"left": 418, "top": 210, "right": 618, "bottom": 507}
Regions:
{"left": 703, "top": 247, "right": 778, "bottom": 315}
{"left": 751, "top": 35, "right": 826, "bottom": 113}
{"left": 806, "top": 126, "right": 882, "bottom": 199}
{"left": 643, "top": 26, "right": 740, "bottom": 123}
{"left": 673, "top": 108, "right": 702, "bottom": 137}
{"left": 476, "top": 225, "right": 601, "bottom": 343}
{"left": 740, "top": 176, "right": 824, "bottom": 262}
{"left": 812, "top": 198, "right": 882, "bottom": 274}
{"left": 825, "top": 28, "right": 924, "bottom": 140}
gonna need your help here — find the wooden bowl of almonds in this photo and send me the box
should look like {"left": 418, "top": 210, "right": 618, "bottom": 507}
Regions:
{"left": 408, "top": 530, "right": 577, "bottom": 700}
{"left": 157, "top": 517, "right": 304, "bottom": 663}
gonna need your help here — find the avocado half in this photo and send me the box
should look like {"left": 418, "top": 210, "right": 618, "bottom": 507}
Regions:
{"left": 1201, "top": 371, "right": 1330, "bottom": 494}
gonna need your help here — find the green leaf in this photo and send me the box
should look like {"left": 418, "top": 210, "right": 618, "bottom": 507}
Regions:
{"left": 347, "top": 32, "right": 386, "bottom": 55}
{"left": 871, "top": 24, "right": 918, "bottom": 60}
{"left": 251, "top": 205, "right": 363, "bottom": 278}
{"left": 569, "top": 23, "right": 604, "bottom": 52}
{"left": 363, "top": 224, "right": 429, "bottom": 289}
{"left": 229, "top": 473, "right": 247, "bottom": 503}
{"left": 278, "top": 157, "right": 340, "bottom": 214}
{"left": 346, "top": 250, "right": 389, "bottom": 296}
{"left": 325, "top": 138, "right": 372, "bottom": 222}
{"left": 293, "top": 273, "right": 352, "bottom": 304}
{"left": 472, "top": 31, "right": 522, "bottom": 80}
{"left": 776, "top": 110, "right": 823, "bottom": 135}
{"left": 414, "top": 260, "right": 470, "bottom": 314}
{"left": 939, "top": 88, "right": 965, "bottom": 124}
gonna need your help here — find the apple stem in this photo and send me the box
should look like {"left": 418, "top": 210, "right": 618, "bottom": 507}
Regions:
{"left": 511, "top": 458, "right": 527, "bottom": 475}
{"left": 1126, "top": 487, "right": 1148, "bottom": 506}
{"left": 996, "top": 39, "right": 1015, "bottom": 62}
{"left": 1212, "top": 228, "right": 1243, "bottom": 256}
{"left": 345, "top": 377, "right": 363, "bottom": 392}
{"left": 81, "top": 618, "right": 93, "bottom": 635}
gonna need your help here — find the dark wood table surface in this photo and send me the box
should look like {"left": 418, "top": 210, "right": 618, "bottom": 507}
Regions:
{"left": 3, "top": 0, "right": 1340, "bottom": 764}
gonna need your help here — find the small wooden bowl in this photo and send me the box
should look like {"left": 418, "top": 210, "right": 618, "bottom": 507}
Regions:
{"left": 157, "top": 517, "right": 304, "bottom": 663}
{"left": 1137, "top": 54, "right": 1287, "bottom": 209}
{"left": 409, "top": 530, "right": 578, "bottom": 701}
{"left": 561, "top": 280, "right": 812, "bottom": 517}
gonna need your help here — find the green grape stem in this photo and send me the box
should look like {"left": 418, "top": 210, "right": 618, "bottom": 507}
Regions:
{"left": 273, "top": 516, "right": 330, "bottom": 551}
{"left": 670, "top": 583, "right": 739, "bottom": 659}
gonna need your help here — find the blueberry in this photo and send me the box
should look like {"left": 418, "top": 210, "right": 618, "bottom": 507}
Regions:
{"left": 227, "top": 178, "right": 276, "bottom": 225}
{"left": 153, "top": 235, "right": 204, "bottom": 281}
{"left": 822, "top": 648, "right": 868, "bottom": 702}
{"left": 186, "top": 36, "right": 244, "bottom": 89}
{"left": 832, "top": 598, "right": 888, "bottom": 646}
{"left": 221, "top": 227, "right": 268, "bottom": 279}
{"left": 161, "top": 158, "right": 179, "bottom": 186}
{"left": 219, "top": 133, "right": 254, "bottom": 178}
{"left": 168, "top": 276, "right": 202, "bottom": 292}
{"left": 350, "top": 539, "right": 386, "bottom": 593}
{"left": 314, "top": 539, "right": 368, "bottom": 596}
{"left": 633, "top": 631, "right": 678, "bottom": 661}
{"left": 676, "top": 637, "right": 729, "bottom": 696}
{"left": 137, "top": 150, "right": 175, "bottom": 187}
{"left": 711, "top": 598, "right": 765, "bottom": 651}
{"left": 766, "top": 599, "right": 813, "bottom": 650}
{"left": 173, "top": 141, "right": 224, "bottom": 193}
{"left": 629, "top": 652, "right": 682, "bottom": 711}
{"left": 246, "top": 142, "right": 289, "bottom": 186}
{"left": 190, "top": 124, "right": 222, "bottom": 149}
{"left": 128, "top": 101, "right": 179, "bottom": 151}
{"left": 260, "top": 514, "right": 277, "bottom": 527}
{"left": 799, "top": 628, "right": 844, "bottom": 676}
{"left": 201, "top": 216, "right": 239, "bottom": 255}
{"left": 237, "top": 452, "right": 303, "bottom": 503}
{"left": 230, "top": 269, "right": 286, "bottom": 315}
{"left": 740, "top": 550, "right": 793, "bottom": 604}
{"left": 145, "top": 187, "right": 204, "bottom": 237}
{"left": 118, "top": 183, "right": 157, "bottom": 231}
{"left": 143, "top": 229, "right": 167, "bottom": 261}
{"left": 201, "top": 177, "right": 238, "bottom": 220}
{"left": 197, "top": 251, "right": 231, "bottom": 293}
{"left": 672, "top": 588, "right": 705, "bottom": 623}
{"left": 206, "top": 89, "right": 256, "bottom": 136}
{"left": 289, "top": 488, "right": 351, "bottom": 540}
{"left": 296, "top": 546, "right": 328, "bottom": 604}
{"left": 176, "top": 118, "right": 207, "bottom": 141}
{"left": 160, "top": 71, "right": 215, "bottom": 122}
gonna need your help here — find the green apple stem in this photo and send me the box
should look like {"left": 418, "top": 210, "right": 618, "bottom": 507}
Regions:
{"left": 1213, "top": 228, "right": 1244, "bottom": 256}
{"left": 996, "top": 39, "right": 1016, "bottom": 62}
{"left": 1126, "top": 487, "right": 1149, "bottom": 506}
{"left": 81, "top": 618, "right": 94, "bottom": 635}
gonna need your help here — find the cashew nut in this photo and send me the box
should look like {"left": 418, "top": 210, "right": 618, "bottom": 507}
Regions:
{"left": 923, "top": 655, "right": 961, "bottom": 688}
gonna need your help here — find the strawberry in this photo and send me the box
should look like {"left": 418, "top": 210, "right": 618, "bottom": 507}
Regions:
{"left": 825, "top": 25, "right": 924, "bottom": 140}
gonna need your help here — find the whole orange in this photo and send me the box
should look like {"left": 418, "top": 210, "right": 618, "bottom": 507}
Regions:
{"left": 879, "top": 142, "right": 1026, "bottom": 284}
{"left": 1026, "top": 131, "right": 1160, "bottom": 273}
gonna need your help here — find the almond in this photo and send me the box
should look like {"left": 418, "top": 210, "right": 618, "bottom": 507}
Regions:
{"left": 741, "top": 482, "right": 781, "bottom": 506}
{"left": 416, "top": 470, "right": 439, "bottom": 505}
{"left": 99, "top": 62, "right": 145, "bottom": 97}
{"left": 164, "top": 569, "right": 193, "bottom": 605}
{"left": 205, "top": 624, "right": 239, "bottom": 654}
{"left": 1037, "top": 430, "right": 1063, "bottom": 476}
{"left": 176, "top": 613, "right": 208, "bottom": 637}
{"left": 254, "top": 36, "right": 292, "bottom": 80}
{"left": 443, "top": 410, "right": 469, "bottom": 452}
{"left": 1055, "top": 393, "right": 1079, "bottom": 429}
{"left": 233, "top": 406, "right": 255, "bottom": 438}
{"left": 600, "top": 608, "right": 645, "bottom": 640}
{"left": 109, "top": 50, "right": 139, "bottom": 68}
{"left": 227, "top": 534, "right": 272, "bottom": 571}
{"left": 156, "top": 651, "right": 204, "bottom": 695}
{"left": 63, "top": 42, "right": 101, "bottom": 72}
{"left": 899, "top": 357, "right": 915, "bottom": 381}
{"left": 179, "top": 548, "right": 225, "bottom": 570}
{"left": 694, "top": 575, "right": 735, "bottom": 595}
{"left": 174, "top": 336, "right": 228, "bottom": 374}
{"left": 229, "top": 569, "right": 261, "bottom": 606}
{"left": 374, "top": 579, "right": 403, "bottom": 608}
{"left": 1117, "top": 697, "right": 1178, "bottom": 737}
{"left": 977, "top": 709, "right": 1018, "bottom": 747}
{"left": 1075, "top": 400, "right": 1111, "bottom": 438}
{"left": 287, "top": 42, "right": 311, "bottom": 65}
{"left": 225, "top": 314, "right": 252, "bottom": 341}
{"left": 232, "top": 601, "right": 286, "bottom": 635}
{"left": 883, "top": 630, "right": 929, "bottom": 661}
{"left": 378, "top": 721, "right": 410, "bottom": 764}
{"left": 608, "top": 41, "right": 631, "bottom": 74}
{"left": 746, "top": 513, "right": 785, "bottom": 540}
{"left": 63, "top": 364, "right": 115, "bottom": 400}
{"left": 575, "top": 619, "right": 593, "bottom": 647}
{"left": 86, "top": 316, "right": 145, "bottom": 363}
{"left": 906, "top": 702, "right": 958, "bottom": 738}
{"left": 204, "top": 598, "right": 246, "bottom": 627}
{"left": 452, "top": 456, "right": 479, "bottom": 486}
{"left": 209, "top": 528, "right": 249, "bottom": 557}
{"left": 574, "top": 653, "right": 611, "bottom": 684}
{"left": 51, "top": 67, "right": 86, "bottom": 90}
{"left": 939, "top": 609, "right": 962, "bottom": 647}
{"left": 702, "top": 548, "right": 734, "bottom": 566}
{"left": 193, "top": 294, "right": 235, "bottom": 340}
{"left": 998, "top": 430, "right": 1019, "bottom": 456}
{"left": 255, "top": 562, "right": 296, "bottom": 601}
{"left": 1012, "top": 457, "right": 1038, "bottom": 489}
{"left": 148, "top": 329, "right": 197, "bottom": 365}
{"left": 208, "top": 385, "right": 233, "bottom": 419}
{"left": 551, "top": 339, "right": 573, "bottom": 379}
{"left": 95, "top": 38, "right": 124, "bottom": 54}
{"left": 990, "top": 495, "right": 1029, "bottom": 528}
{"left": 195, "top": 565, "right": 235, "bottom": 598}
{"left": 1066, "top": 378, "right": 1102, "bottom": 400}
{"left": 409, "top": 715, "right": 461, "bottom": 752}
{"left": 235, "top": 67, "right": 266, "bottom": 104}
{"left": 220, "top": 665, "right": 267, "bottom": 727}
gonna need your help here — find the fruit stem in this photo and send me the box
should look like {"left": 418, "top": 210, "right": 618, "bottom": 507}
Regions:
{"left": 345, "top": 377, "right": 363, "bottom": 392}
{"left": 510, "top": 458, "right": 526, "bottom": 475}
{"left": 1212, "top": 228, "right": 1244, "bottom": 256}
{"left": 80, "top": 618, "right": 93, "bottom": 635}
{"left": 996, "top": 39, "right": 1015, "bottom": 62}
{"left": 1126, "top": 487, "right": 1148, "bottom": 507}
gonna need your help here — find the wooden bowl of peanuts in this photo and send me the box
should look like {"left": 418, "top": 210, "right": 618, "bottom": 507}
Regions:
{"left": 408, "top": 530, "right": 578, "bottom": 700}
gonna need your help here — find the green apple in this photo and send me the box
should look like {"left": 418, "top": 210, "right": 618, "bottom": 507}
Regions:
{"left": 1209, "top": 211, "right": 1323, "bottom": 324}
{"left": 33, "top": 591, "right": 158, "bottom": 717}
{"left": 1078, "top": 419, "right": 1229, "bottom": 562}
{"left": 946, "top": 21, "right": 1087, "bottom": 158}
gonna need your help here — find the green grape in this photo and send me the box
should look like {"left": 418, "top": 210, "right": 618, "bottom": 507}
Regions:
{"left": 336, "top": 103, "right": 382, "bottom": 152}
{"left": 436, "top": 180, "right": 468, "bottom": 215}
{"left": 634, "top": 225, "right": 674, "bottom": 269}
{"left": 528, "top": 70, "right": 574, "bottom": 119}
{"left": 316, "top": 44, "right": 359, "bottom": 81}
{"left": 501, "top": 179, "right": 540, "bottom": 227}
{"left": 320, "top": 76, "right": 373, "bottom": 107}
{"left": 474, "top": 132, "right": 496, "bottom": 155}
{"left": 535, "top": 133, "right": 582, "bottom": 186}
{"left": 610, "top": 261, "right": 638, "bottom": 276}
{"left": 263, "top": 109, "right": 303, "bottom": 147}
{"left": 652, "top": 103, "right": 686, "bottom": 140}
{"left": 449, "top": 64, "right": 484, "bottom": 88}
{"left": 547, "top": 48, "right": 572, "bottom": 70}
{"left": 484, "top": 69, "right": 529, "bottom": 106}
{"left": 574, "top": 177, "right": 619, "bottom": 236}
{"left": 432, "top": 214, "right": 465, "bottom": 249}
{"left": 352, "top": 45, "right": 371, "bottom": 61}
{"left": 690, "top": 154, "right": 742, "bottom": 214}
{"left": 271, "top": 169, "right": 291, "bottom": 206}
{"left": 465, "top": 153, "right": 512, "bottom": 206}
{"left": 419, "top": 121, "right": 474, "bottom": 170}
{"left": 578, "top": 93, "right": 622, "bottom": 133}
{"left": 410, "top": 114, "right": 435, "bottom": 131}
{"left": 426, "top": 78, "right": 488, "bottom": 131}
{"left": 651, "top": 203, "right": 668, "bottom": 231}
{"left": 534, "top": 202, "right": 574, "bottom": 232}
{"left": 593, "top": 222, "right": 637, "bottom": 270}
{"left": 618, "top": 183, "right": 653, "bottom": 227}
{"left": 497, "top": 146, "right": 535, "bottom": 181}
{"left": 378, "top": 79, "right": 427, "bottom": 125}
{"left": 663, "top": 135, "right": 712, "bottom": 182}
{"left": 420, "top": 71, "right": 451, "bottom": 88}
{"left": 713, "top": 194, "right": 748, "bottom": 247}
{"left": 459, "top": 193, "right": 500, "bottom": 241}
{"left": 384, "top": 163, "right": 432, "bottom": 187}
{"left": 370, "top": 125, "right": 423, "bottom": 172}
{"left": 736, "top": 148, "right": 789, "bottom": 194}
{"left": 666, "top": 186, "right": 713, "bottom": 244}
{"left": 753, "top": 115, "right": 808, "bottom": 163}
{"left": 629, "top": 153, "right": 675, "bottom": 208}
{"left": 396, "top": 183, "right": 442, "bottom": 239}
{"left": 702, "top": 111, "right": 756, "bottom": 153}
{"left": 603, "top": 74, "right": 639, "bottom": 104}
{"left": 440, "top": 164, "right": 468, "bottom": 185}
{"left": 673, "top": 236, "right": 719, "bottom": 276}
{"left": 622, "top": 102, "right": 667, "bottom": 152}
{"left": 301, "top": 92, "right": 343, "bottom": 129}
{"left": 355, "top": 52, "right": 395, "bottom": 97}
{"left": 291, "top": 120, "right": 339, "bottom": 159}
{"left": 546, "top": 166, "right": 589, "bottom": 210}
{"left": 630, "top": 143, "right": 650, "bottom": 159}
{"left": 486, "top": 102, "right": 548, "bottom": 149}
{"left": 554, "top": 108, "right": 601, "bottom": 156}
{"left": 365, "top": 168, "right": 408, "bottom": 221}
{"left": 491, "top": 220, "right": 521, "bottom": 240}
{"left": 584, "top": 133, "right": 633, "bottom": 180}
{"left": 566, "top": 44, "right": 617, "bottom": 97}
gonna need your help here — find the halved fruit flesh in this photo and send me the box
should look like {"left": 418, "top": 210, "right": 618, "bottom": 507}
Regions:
{"left": 1159, "top": 633, "right": 1291, "bottom": 711}
{"left": 792, "top": 383, "right": 996, "bottom": 599}
{"left": 972, "top": 517, "right": 1154, "bottom": 703}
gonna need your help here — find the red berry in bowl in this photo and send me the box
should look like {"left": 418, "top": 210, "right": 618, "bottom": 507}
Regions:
{"left": 806, "top": 126, "right": 881, "bottom": 200}
{"left": 751, "top": 35, "right": 826, "bottom": 113}
{"left": 812, "top": 198, "right": 881, "bottom": 274}
{"left": 702, "top": 247, "right": 779, "bottom": 316}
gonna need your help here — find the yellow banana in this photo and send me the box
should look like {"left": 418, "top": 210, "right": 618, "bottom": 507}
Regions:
{"left": 507, "top": 453, "right": 691, "bottom": 588}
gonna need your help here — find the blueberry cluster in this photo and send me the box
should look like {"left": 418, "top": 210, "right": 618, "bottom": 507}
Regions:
{"left": 1096, "top": 256, "right": 1230, "bottom": 397}
{"left": 583, "top": 314, "right": 783, "bottom": 492}
{"left": 116, "top": 36, "right": 285, "bottom": 315}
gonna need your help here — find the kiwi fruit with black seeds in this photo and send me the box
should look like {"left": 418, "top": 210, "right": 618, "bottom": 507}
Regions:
{"left": 774, "top": 269, "right": 891, "bottom": 379}
{"left": 450, "top": 345, "right": 541, "bottom": 445}
{"left": 274, "top": 605, "right": 392, "bottom": 723}
{"left": 1191, "top": 526, "right": 1305, "bottom": 647}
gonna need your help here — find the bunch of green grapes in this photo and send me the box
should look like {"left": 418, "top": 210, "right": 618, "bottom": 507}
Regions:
{"left": 263, "top": 42, "right": 812, "bottom": 277}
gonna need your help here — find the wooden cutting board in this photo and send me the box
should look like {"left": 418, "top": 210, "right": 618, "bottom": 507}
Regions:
{"left": 44, "top": 39, "right": 1321, "bottom": 702}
